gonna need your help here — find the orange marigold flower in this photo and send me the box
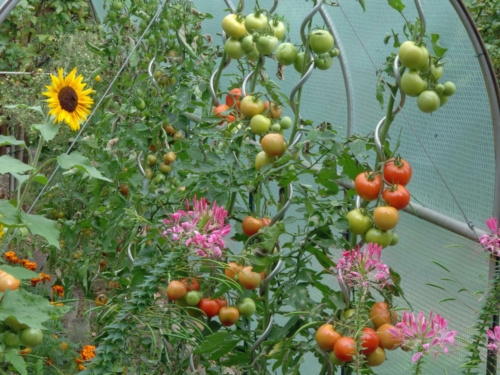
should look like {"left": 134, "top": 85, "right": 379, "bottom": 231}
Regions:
{"left": 4, "top": 251, "right": 19, "bottom": 264}
{"left": 50, "top": 302, "right": 63, "bottom": 306}
{"left": 80, "top": 345, "right": 96, "bottom": 360}
{"left": 45, "top": 357, "right": 54, "bottom": 366}
{"left": 40, "top": 273, "right": 51, "bottom": 282}
{"left": 52, "top": 285, "right": 64, "bottom": 297}
{"left": 60, "top": 342, "right": 68, "bottom": 351}
{"left": 20, "top": 348, "right": 32, "bottom": 356}
{"left": 31, "top": 278, "right": 41, "bottom": 286}
{"left": 19, "top": 259, "right": 28, "bottom": 265}
{"left": 23, "top": 261, "right": 37, "bottom": 271}
{"left": 78, "top": 364, "right": 86, "bottom": 371}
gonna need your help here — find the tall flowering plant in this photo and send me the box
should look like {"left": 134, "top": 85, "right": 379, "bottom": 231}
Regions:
{"left": 162, "top": 196, "right": 231, "bottom": 258}
{"left": 479, "top": 217, "right": 500, "bottom": 256}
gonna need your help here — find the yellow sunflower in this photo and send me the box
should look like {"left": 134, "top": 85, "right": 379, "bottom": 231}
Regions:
{"left": 42, "top": 68, "right": 94, "bottom": 131}
{"left": 0, "top": 225, "right": 4, "bottom": 240}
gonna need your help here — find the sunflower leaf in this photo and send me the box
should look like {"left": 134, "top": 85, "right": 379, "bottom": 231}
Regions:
{"left": 32, "top": 121, "right": 60, "bottom": 142}
{"left": 0, "top": 135, "right": 27, "bottom": 149}
{"left": 0, "top": 155, "right": 34, "bottom": 175}
{"left": 21, "top": 212, "right": 60, "bottom": 249}
{"left": 0, "top": 200, "right": 23, "bottom": 228}
{"left": 57, "top": 152, "right": 112, "bottom": 182}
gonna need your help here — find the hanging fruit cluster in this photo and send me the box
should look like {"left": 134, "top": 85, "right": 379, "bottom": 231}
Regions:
{"left": 347, "top": 156, "right": 413, "bottom": 248}
{"left": 398, "top": 41, "right": 456, "bottom": 113}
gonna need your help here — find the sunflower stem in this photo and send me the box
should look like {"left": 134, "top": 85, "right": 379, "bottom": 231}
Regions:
{"left": 18, "top": 136, "right": 44, "bottom": 211}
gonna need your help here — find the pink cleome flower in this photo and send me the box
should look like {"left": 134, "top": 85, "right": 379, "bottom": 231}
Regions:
{"left": 336, "top": 243, "right": 391, "bottom": 290}
{"left": 487, "top": 325, "right": 500, "bottom": 355}
{"left": 394, "top": 311, "right": 456, "bottom": 362}
{"left": 479, "top": 217, "right": 500, "bottom": 256}
{"left": 162, "top": 196, "right": 231, "bottom": 258}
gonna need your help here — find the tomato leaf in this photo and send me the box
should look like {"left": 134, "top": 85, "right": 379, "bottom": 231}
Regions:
{"left": 431, "top": 33, "right": 448, "bottom": 58}
{"left": 438, "top": 298, "right": 457, "bottom": 304}
{"left": 21, "top": 212, "right": 60, "bottom": 249}
{"left": 431, "top": 260, "right": 451, "bottom": 273}
{"left": 4, "top": 349, "right": 27, "bottom": 375}
{"left": 0, "top": 265, "right": 38, "bottom": 280}
{"left": 0, "top": 200, "right": 23, "bottom": 228}
{"left": 193, "top": 331, "right": 240, "bottom": 360}
{"left": 425, "top": 283, "right": 446, "bottom": 290}
{"left": 376, "top": 77, "right": 385, "bottom": 109}
{"left": 388, "top": 0, "right": 405, "bottom": 13}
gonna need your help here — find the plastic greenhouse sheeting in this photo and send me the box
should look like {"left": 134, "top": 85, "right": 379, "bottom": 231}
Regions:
{"left": 189, "top": 0, "right": 494, "bottom": 374}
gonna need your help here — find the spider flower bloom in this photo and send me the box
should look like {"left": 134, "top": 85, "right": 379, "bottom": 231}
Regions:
{"left": 162, "top": 196, "right": 231, "bottom": 258}
{"left": 336, "top": 243, "right": 391, "bottom": 290}
{"left": 487, "top": 326, "right": 500, "bottom": 355}
{"left": 479, "top": 217, "right": 500, "bottom": 256}
{"left": 395, "top": 311, "right": 456, "bottom": 362}
{"left": 42, "top": 68, "right": 94, "bottom": 131}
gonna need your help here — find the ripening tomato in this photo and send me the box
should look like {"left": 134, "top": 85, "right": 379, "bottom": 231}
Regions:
{"left": 360, "top": 327, "right": 380, "bottom": 355}
{"left": 261, "top": 133, "right": 285, "bottom": 157}
{"left": 0, "top": 274, "right": 19, "bottom": 292}
{"left": 264, "top": 101, "right": 283, "bottom": 119}
{"left": 334, "top": 336, "right": 356, "bottom": 362}
{"left": 383, "top": 158, "right": 412, "bottom": 186}
{"left": 366, "top": 346, "right": 386, "bottom": 366}
{"left": 181, "top": 277, "right": 200, "bottom": 292}
{"left": 242, "top": 216, "right": 263, "bottom": 236}
{"left": 315, "top": 324, "right": 341, "bottom": 350}
{"left": 225, "top": 262, "right": 243, "bottom": 280}
{"left": 255, "top": 151, "right": 276, "bottom": 171}
{"left": 216, "top": 298, "right": 227, "bottom": 308}
{"left": 354, "top": 172, "right": 382, "bottom": 201}
{"left": 261, "top": 217, "right": 271, "bottom": 226}
{"left": 250, "top": 114, "right": 271, "bottom": 135}
{"left": 346, "top": 208, "right": 372, "bottom": 235}
{"left": 95, "top": 294, "right": 108, "bottom": 307}
{"left": 214, "top": 104, "right": 235, "bottom": 123}
{"left": 226, "top": 88, "right": 242, "bottom": 110}
{"left": 240, "top": 96, "right": 265, "bottom": 118}
{"left": 382, "top": 185, "right": 411, "bottom": 210}
{"left": 370, "top": 302, "right": 398, "bottom": 329}
{"left": 198, "top": 298, "right": 220, "bottom": 318}
{"left": 221, "top": 14, "right": 247, "bottom": 39}
{"left": 166, "top": 280, "right": 187, "bottom": 301}
{"left": 373, "top": 206, "right": 399, "bottom": 231}
{"left": 377, "top": 324, "right": 403, "bottom": 350}
{"left": 244, "top": 13, "right": 268, "bottom": 33}
{"left": 238, "top": 266, "right": 262, "bottom": 290}
{"left": 163, "top": 151, "right": 177, "bottom": 164}
{"left": 218, "top": 306, "right": 240, "bottom": 326}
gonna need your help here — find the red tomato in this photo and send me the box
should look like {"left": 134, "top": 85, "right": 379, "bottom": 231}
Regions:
{"left": 382, "top": 185, "right": 411, "bottom": 210}
{"left": 370, "top": 302, "right": 398, "bottom": 329}
{"left": 261, "top": 217, "right": 271, "bottom": 226}
{"left": 218, "top": 306, "right": 240, "bottom": 326}
{"left": 242, "top": 216, "right": 263, "bottom": 236}
{"left": 334, "top": 336, "right": 356, "bottom": 362}
{"left": 354, "top": 173, "right": 382, "bottom": 201}
{"left": 238, "top": 266, "right": 262, "bottom": 290}
{"left": 383, "top": 158, "right": 412, "bottom": 186}
{"left": 360, "top": 327, "right": 379, "bottom": 355}
{"left": 166, "top": 280, "right": 187, "bottom": 301}
{"left": 377, "top": 324, "right": 403, "bottom": 350}
{"left": 373, "top": 206, "right": 399, "bottom": 230}
{"left": 261, "top": 133, "right": 286, "bottom": 157}
{"left": 181, "top": 277, "right": 200, "bottom": 292}
{"left": 198, "top": 298, "right": 220, "bottom": 318}
{"left": 216, "top": 298, "right": 227, "bottom": 308}
{"left": 214, "top": 104, "right": 235, "bottom": 123}
{"left": 224, "top": 262, "right": 243, "bottom": 280}
{"left": 315, "top": 324, "right": 341, "bottom": 351}
{"left": 226, "top": 88, "right": 242, "bottom": 110}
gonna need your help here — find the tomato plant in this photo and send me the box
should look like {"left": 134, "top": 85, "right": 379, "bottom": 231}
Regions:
{"left": 261, "top": 133, "right": 285, "bottom": 156}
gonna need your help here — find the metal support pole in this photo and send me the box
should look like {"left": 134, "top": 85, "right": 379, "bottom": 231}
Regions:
{"left": 0, "top": 0, "right": 21, "bottom": 25}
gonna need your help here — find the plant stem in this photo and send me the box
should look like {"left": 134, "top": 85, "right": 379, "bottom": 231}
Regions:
{"left": 250, "top": 57, "right": 263, "bottom": 93}
{"left": 18, "top": 136, "right": 44, "bottom": 210}
{"left": 374, "top": 83, "right": 398, "bottom": 171}
{"left": 211, "top": 51, "right": 228, "bottom": 108}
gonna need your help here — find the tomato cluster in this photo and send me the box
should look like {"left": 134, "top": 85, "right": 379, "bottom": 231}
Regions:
{"left": 398, "top": 41, "right": 456, "bottom": 113}
{"left": 349, "top": 157, "right": 412, "bottom": 247}
{"left": 165, "top": 274, "right": 257, "bottom": 327}
{"left": 316, "top": 302, "right": 405, "bottom": 369}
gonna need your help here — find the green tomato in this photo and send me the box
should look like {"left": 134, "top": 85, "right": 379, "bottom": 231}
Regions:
{"left": 159, "top": 163, "right": 172, "bottom": 174}
{"left": 434, "top": 84, "right": 445, "bottom": 95}
{"left": 238, "top": 298, "right": 256, "bottom": 317}
{"left": 309, "top": 30, "right": 334, "bottom": 54}
{"left": 255, "top": 151, "right": 276, "bottom": 171}
{"left": 159, "top": 20, "right": 169, "bottom": 32}
{"left": 240, "top": 35, "right": 254, "bottom": 51}
{"left": 398, "top": 41, "right": 426, "bottom": 70}
{"left": 271, "top": 123, "right": 281, "bottom": 132}
{"left": 400, "top": 70, "right": 427, "bottom": 97}
{"left": 221, "top": 14, "right": 247, "bottom": 39}
{"left": 224, "top": 38, "right": 245, "bottom": 59}
{"left": 430, "top": 64, "right": 444, "bottom": 81}
{"left": 19, "top": 328, "right": 43, "bottom": 347}
{"left": 185, "top": 291, "right": 202, "bottom": 306}
{"left": 329, "top": 350, "right": 346, "bottom": 366}
{"left": 417, "top": 90, "right": 440, "bottom": 113}
{"left": 390, "top": 232, "right": 399, "bottom": 246}
{"left": 280, "top": 116, "right": 293, "bottom": 129}
{"left": 134, "top": 98, "right": 146, "bottom": 110}
{"left": 19, "top": 227, "right": 29, "bottom": 239}
{"left": 145, "top": 168, "right": 154, "bottom": 180}
{"left": 330, "top": 48, "right": 340, "bottom": 58}
{"left": 314, "top": 52, "right": 334, "bottom": 70}
{"left": 3, "top": 331, "right": 19, "bottom": 347}
{"left": 275, "top": 43, "right": 298, "bottom": 66}
{"left": 346, "top": 209, "right": 372, "bottom": 235}
{"left": 147, "top": 154, "right": 157, "bottom": 166}
{"left": 439, "top": 94, "right": 449, "bottom": 107}
{"left": 443, "top": 81, "right": 456, "bottom": 97}
{"left": 3, "top": 316, "right": 28, "bottom": 333}
{"left": 364, "top": 228, "right": 393, "bottom": 248}
{"left": 246, "top": 44, "right": 260, "bottom": 61}
{"left": 269, "top": 20, "right": 286, "bottom": 41}
{"left": 294, "top": 52, "right": 312, "bottom": 74}
{"left": 244, "top": 13, "right": 268, "bottom": 33}
{"left": 343, "top": 309, "right": 356, "bottom": 319}
{"left": 112, "top": 1, "right": 123, "bottom": 11}
{"left": 152, "top": 173, "right": 166, "bottom": 185}
{"left": 250, "top": 115, "right": 271, "bottom": 135}
{"left": 256, "top": 35, "right": 279, "bottom": 55}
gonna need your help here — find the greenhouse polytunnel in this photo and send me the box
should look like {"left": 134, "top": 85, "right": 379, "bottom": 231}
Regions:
{"left": 0, "top": 0, "right": 499, "bottom": 374}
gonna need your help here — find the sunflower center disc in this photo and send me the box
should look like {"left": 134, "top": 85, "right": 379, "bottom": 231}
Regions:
{"left": 58, "top": 86, "right": 78, "bottom": 112}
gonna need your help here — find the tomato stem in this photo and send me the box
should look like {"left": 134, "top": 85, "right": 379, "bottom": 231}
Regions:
{"left": 211, "top": 51, "right": 228, "bottom": 108}
{"left": 250, "top": 56, "right": 263, "bottom": 93}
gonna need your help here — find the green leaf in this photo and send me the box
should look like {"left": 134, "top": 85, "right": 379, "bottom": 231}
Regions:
{"left": 0, "top": 265, "right": 38, "bottom": 280}
{"left": 32, "top": 121, "right": 60, "bottom": 142}
{"left": 431, "top": 33, "right": 448, "bottom": 58}
{"left": 376, "top": 78, "right": 385, "bottom": 109}
{"left": 431, "top": 260, "right": 451, "bottom": 273}
{"left": 357, "top": 0, "right": 366, "bottom": 11}
{"left": 438, "top": 298, "right": 457, "bottom": 303}
{"left": 33, "top": 174, "right": 48, "bottom": 185}
{"left": 0, "top": 135, "right": 27, "bottom": 148}
{"left": 57, "top": 152, "right": 112, "bottom": 182}
{"left": 388, "top": 0, "right": 405, "bottom": 12}
{"left": 193, "top": 332, "right": 240, "bottom": 360}
{"left": 260, "top": 222, "right": 286, "bottom": 253}
{"left": 4, "top": 349, "right": 27, "bottom": 375}
{"left": 0, "top": 289, "right": 70, "bottom": 330}
{"left": 425, "top": 283, "right": 445, "bottom": 290}
{"left": 5, "top": 104, "right": 44, "bottom": 116}
{"left": 0, "top": 155, "right": 34, "bottom": 175}
{"left": 20, "top": 212, "right": 60, "bottom": 249}
{"left": 0, "top": 200, "right": 23, "bottom": 228}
